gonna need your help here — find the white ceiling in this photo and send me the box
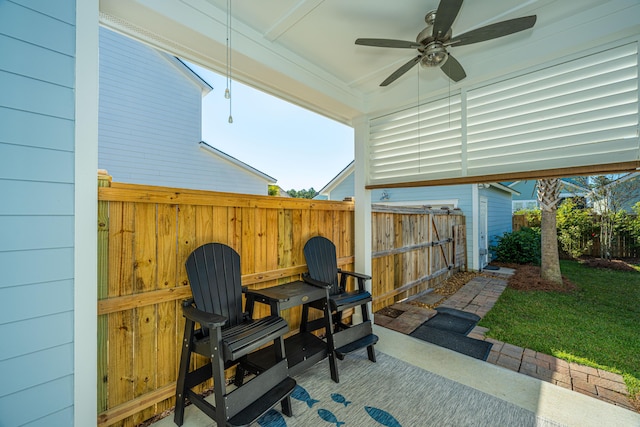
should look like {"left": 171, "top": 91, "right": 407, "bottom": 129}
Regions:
{"left": 100, "top": 0, "right": 640, "bottom": 125}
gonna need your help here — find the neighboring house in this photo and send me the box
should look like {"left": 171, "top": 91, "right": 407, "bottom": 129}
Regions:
{"left": 507, "top": 179, "right": 588, "bottom": 212}
{"left": 99, "top": 27, "right": 275, "bottom": 195}
{"left": 317, "top": 162, "right": 518, "bottom": 271}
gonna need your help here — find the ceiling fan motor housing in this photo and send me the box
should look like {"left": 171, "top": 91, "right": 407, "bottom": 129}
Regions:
{"left": 418, "top": 10, "right": 450, "bottom": 68}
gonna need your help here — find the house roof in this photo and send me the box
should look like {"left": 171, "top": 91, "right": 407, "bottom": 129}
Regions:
{"left": 610, "top": 172, "right": 640, "bottom": 185}
{"left": 174, "top": 57, "right": 213, "bottom": 94}
{"left": 199, "top": 141, "right": 277, "bottom": 183}
{"left": 489, "top": 183, "right": 519, "bottom": 195}
{"left": 162, "top": 55, "right": 213, "bottom": 95}
{"left": 318, "top": 160, "right": 354, "bottom": 196}
{"left": 507, "top": 179, "right": 590, "bottom": 195}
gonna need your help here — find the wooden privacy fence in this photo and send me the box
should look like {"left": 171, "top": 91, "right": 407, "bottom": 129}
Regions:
{"left": 96, "top": 175, "right": 356, "bottom": 426}
{"left": 371, "top": 205, "right": 466, "bottom": 312}
{"left": 96, "top": 175, "right": 467, "bottom": 426}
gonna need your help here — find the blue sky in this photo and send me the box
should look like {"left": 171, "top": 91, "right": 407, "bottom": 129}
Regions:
{"left": 189, "top": 64, "right": 354, "bottom": 191}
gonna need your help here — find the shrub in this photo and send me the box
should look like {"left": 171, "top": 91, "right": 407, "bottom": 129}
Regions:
{"left": 493, "top": 227, "right": 541, "bottom": 264}
{"left": 556, "top": 199, "right": 595, "bottom": 258}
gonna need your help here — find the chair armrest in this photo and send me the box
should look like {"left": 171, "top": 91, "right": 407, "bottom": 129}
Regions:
{"left": 181, "top": 300, "right": 227, "bottom": 328}
{"left": 338, "top": 269, "right": 372, "bottom": 281}
{"left": 337, "top": 269, "right": 371, "bottom": 292}
{"left": 302, "top": 274, "right": 331, "bottom": 289}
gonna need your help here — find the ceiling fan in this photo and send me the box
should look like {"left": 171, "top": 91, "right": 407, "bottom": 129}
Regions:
{"left": 355, "top": 0, "right": 536, "bottom": 86}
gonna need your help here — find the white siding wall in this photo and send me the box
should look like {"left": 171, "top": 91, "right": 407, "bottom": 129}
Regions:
{"left": 0, "top": 1, "right": 76, "bottom": 425}
{"left": 98, "top": 27, "right": 270, "bottom": 194}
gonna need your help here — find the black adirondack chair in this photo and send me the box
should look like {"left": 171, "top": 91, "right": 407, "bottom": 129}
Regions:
{"left": 175, "top": 243, "right": 296, "bottom": 427}
{"left": 303, "top": 236, "right": 378, "bottom": 382}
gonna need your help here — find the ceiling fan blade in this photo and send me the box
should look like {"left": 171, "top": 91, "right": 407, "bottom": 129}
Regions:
{"left": 441, "top": 54, "right": 466, "bottom": 82}
{"left": 433, "top": 0, "right": 463, "bottom": 38}
{"left": 380, "top": 55, "right": 421, "bottom": 86}
{"left": 356, "top": 38, "right": 421, "bottom": 49}
{"left": 449, "top": 15, "right": 536, "bottom": 47}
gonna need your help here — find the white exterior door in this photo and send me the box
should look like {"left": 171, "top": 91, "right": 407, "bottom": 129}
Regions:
{"left": 479, "top": 197, "right": 489, "bottom": 268}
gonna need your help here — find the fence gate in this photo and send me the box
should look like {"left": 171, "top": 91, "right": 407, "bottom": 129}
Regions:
{"left": 371, "top": 205, "right": 466, "bottom": 311}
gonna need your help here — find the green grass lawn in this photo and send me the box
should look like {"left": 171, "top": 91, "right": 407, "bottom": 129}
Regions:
{"left": 479, "top": 260, "right": 640, "bottom": 400}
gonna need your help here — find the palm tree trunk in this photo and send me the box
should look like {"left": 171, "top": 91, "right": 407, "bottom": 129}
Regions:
{"left": 538, "top": 178, "right": 562, "bottom": 284}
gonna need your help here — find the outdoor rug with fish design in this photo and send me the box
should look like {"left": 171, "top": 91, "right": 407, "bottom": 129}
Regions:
{"left": 257, "top": 351, "right": 565, "bottom": 427}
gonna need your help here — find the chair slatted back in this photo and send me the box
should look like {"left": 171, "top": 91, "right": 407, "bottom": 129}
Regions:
{"left": 185, "top": 243, "right": 244, "bottom": 328}
{"left": 304, "top": 236, "right": 340, "bottom": 295}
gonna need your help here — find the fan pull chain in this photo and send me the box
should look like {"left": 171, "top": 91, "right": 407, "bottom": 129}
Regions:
{"left": 226, "top": 0, "right": 233, "bottom": 124}
{"left": 417, "top": 65, "right": 422, "bottom": 173}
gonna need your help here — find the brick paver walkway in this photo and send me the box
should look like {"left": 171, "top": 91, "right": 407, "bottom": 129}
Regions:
{"left": 373, "top": 270, "right": 637, "bottom": 412}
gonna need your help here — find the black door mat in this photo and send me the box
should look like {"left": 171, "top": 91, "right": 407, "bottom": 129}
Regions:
{"left": 435, "top": 307, "right": 481, "bottom": 323}
{"left": 409, "top": 325, "right": 493, "bottom": 361}
{"left": 423, "top": 311, "right": 478, "bottom": 335}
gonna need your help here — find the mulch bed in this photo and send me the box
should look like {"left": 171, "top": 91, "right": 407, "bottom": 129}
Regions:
{"left": 492, "top": 256, "right": 638, "bottom": 293}
{"left": 491, "top": 262, "right": 576, "bottom": 292}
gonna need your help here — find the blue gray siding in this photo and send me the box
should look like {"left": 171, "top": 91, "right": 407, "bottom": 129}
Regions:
{"left": 0, "top": 0, "right": 76, "bottom": 425}
{"left": 330, "top": 172, "right": 355, "bottom": 201}
{"left": 99, "top": 27, "right": 271, "bottom": 194}
{"left": 481, "top": 186, "right": 514, "bottom": 258}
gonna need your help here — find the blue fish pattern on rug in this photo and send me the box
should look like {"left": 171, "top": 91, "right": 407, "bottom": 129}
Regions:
{"left": 291, "top": 384, "right": 319, "bottom": 408}
{"left": 256, "top": 409, "right": 287, "bottom": 427}
{"left": 317, "top": 408, "right": 345, "bottom": 427}
{"left": 330, "top": 393, "right": 351, "bottom": 407}
{"left": 365, "top": 406, "right": 403, "bottom": 427}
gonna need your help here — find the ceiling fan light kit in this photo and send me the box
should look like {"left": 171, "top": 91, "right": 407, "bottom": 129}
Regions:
{"left": 355, "top": 0, "right": 536, "bottom": 86}
{"left": 421, "top": 42, "right": 448, "bottom": 68}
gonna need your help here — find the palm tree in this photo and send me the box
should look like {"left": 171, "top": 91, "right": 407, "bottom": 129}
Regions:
{"left": 537, "top": 178, "right": 562, "bottom": 284}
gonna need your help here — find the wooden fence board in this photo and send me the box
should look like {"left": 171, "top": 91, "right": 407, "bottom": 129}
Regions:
{"left": 108, "top": 202, "right": 135, "bottom": 297}
{"left": 97, "top": 174, "right": 111, "bottom": 413}
{"left": 241, "top": 207, "right": 256, "bottom": 274}
{"left": 211, "top": 206, "right": 228, "bottom": 243}
{"left": 132, "top": 203, "right": 158, "bottom": 423}
{"left": 194, "top": 205, "right": 214, "bottom": 245}
{"left": 228, "top": 207, "right": 242, "bottom": 254}
{"left": 107, "top": 310, "right": 134, "bottom": 415}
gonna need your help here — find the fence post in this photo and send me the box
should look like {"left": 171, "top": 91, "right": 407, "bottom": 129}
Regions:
{"left": 97, "top": 170, "right": 112, "bottom": 413}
